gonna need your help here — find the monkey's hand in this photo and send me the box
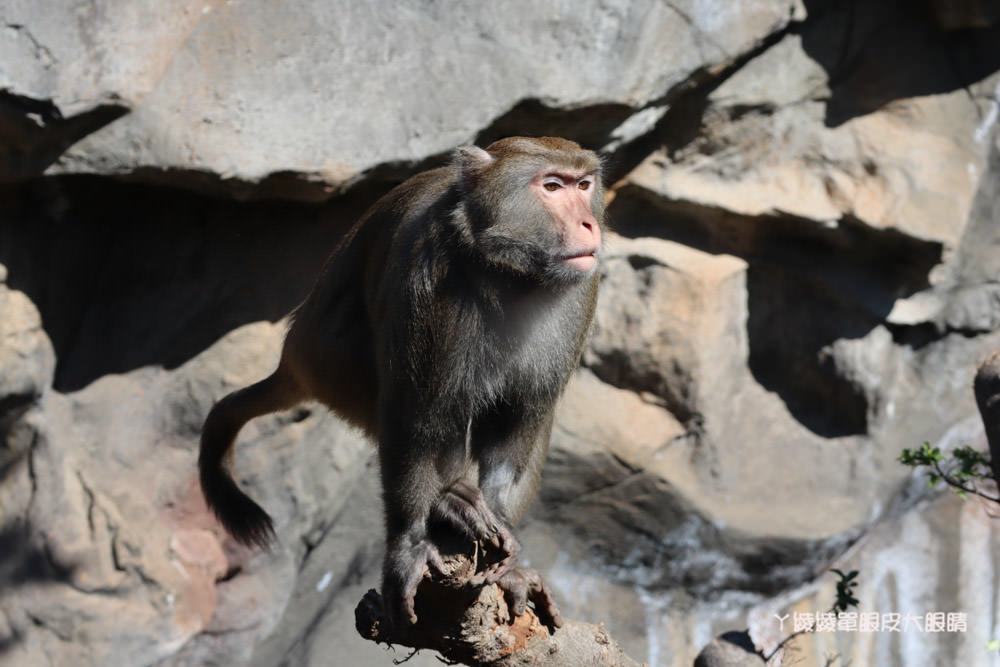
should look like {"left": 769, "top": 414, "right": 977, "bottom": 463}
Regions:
{"left": 497, "top": 565, "right": 563, "bottom": 631}
{"left": 430, "top": 480, "right": 520, "bottom": 584}
{"left": 382, "top": 532, "right": 447, "bottom": 628}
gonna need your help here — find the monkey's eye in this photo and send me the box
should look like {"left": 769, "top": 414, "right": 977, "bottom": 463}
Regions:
{"left": 578, "top": 180, "right": 591, "bottom": 191}
{"left": 543, "top": 181, "right": 561, "bottom": 192}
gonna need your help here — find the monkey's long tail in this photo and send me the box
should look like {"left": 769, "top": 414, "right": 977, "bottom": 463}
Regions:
{"left": 199, "top": 371, "right": 301, "bottom": 549}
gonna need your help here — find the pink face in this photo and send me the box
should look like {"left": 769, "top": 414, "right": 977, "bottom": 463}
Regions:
{"left": 531, "top": 168, "right": 602, "bottom": 273}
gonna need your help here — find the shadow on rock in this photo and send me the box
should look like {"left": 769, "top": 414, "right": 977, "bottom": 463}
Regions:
{"left": 0, "top": 452, "right": 78, "bottom": 656}
{"left": 0, "top": 177, "right": 388, "bottom": 392}
{"left": 799, "top": 0, "right": 1000, "bottom": 127}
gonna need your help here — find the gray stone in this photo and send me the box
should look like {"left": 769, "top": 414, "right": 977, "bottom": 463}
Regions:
{"left": 2, "top": 1, "right": 1000, "bottom": 666}
{"left": 694, "top": 632, "right": 764, "bottom": 667}
{"left": 2, "top": 0, "right": 802, "bottom": 197}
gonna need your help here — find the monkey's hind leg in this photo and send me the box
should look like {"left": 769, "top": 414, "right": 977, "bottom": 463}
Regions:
{"left": 199, "top": 369, "right": 303, "bottom": 548}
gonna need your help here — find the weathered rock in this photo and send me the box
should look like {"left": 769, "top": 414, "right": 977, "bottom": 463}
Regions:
{"left": 694, "top": 631, "right": 765, "bottom": 667}
{"left": 1, "top": 0, "right": 1000, "bottom": 666}
{"left": 747, "top": 491, "right": 1000, "bottom": 666}
{"left": 3, "top": 0, "right": 803, "bottom": 198}
{"left": 622, "top": 30, "right": 998, "bottom": 247}
{"left": 0, "top": 317, "right": 370, "bottom": 665}
{"left": 0, "top": 268, "right": 54, "bottom": 407}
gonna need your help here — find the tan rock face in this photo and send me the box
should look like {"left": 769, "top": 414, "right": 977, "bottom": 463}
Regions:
{"left": 625, "top": 32, "right": 994, "bottom": 248}
{"left": 2, "top": 1, "right": 1000, "bottom": 666}
{"left": 0, "top": 279, "right": 55, "bottom": 402}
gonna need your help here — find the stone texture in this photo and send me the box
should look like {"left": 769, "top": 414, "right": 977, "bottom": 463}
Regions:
{"left": 747, "top": 491, "right": 1000, "bottom": 666}
{"left": 2, "top": 0, "right": 803, "bottom": 197}
{"left": 694, "top": 631, "right": 764, "bottom": 667}
{"left": 1, "top": 1, "right": 1000, "bottom": 666}
{"left": 623, "top": 31, "right": 997, "bottom": 247}
{"left": 0, "top": 270, "right": 54, "bottom": 406}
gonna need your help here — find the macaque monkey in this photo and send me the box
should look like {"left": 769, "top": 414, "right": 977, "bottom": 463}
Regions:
{"left": 199, "top": 136, "right": 605, "bottom": 630}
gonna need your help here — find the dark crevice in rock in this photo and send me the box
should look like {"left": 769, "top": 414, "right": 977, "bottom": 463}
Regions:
{"left": 605, "top": 12, "right": 803, "bottom": 184}
{"left": 583, "top": 346, "right": 698, "bottom": 427}
{"left": 76, "top": 471, "right": 96, "bottom": 536}
{"left": 607, "top": 0, "right": 1000, "bottom": 188}
{"left": 475, "top": 99, "right": 636, "bottom": 154}
{"left": 108, "top": 531, "right": 127, "bottom": 576}
{"left": 542, "top": 450, "right": 863, "bottom": 597}
{"left": 0, "top": 176, "right": 388, "bottom": 392}
{"left": 24, "top": 432, "right": 39, "bottom": 534}
{"left": 113, "top": 165, "right": 389, "bottom": 205}
{"left": 886, "top": 321, "right": 992, "bottom": 351}
{"left": 0, "top": 392, "right": 35, "bottom": 419}
{"left": 798, "top": 0, "right": 1000, "bottom": 127}
{"left": 0, "top": 93, "right": 127, "bottom": 180}
{"left": 746, "top": 262, "right": 877, "bottom": 437}
{"left": 3, "top": 23, "right": 57, "bottom": 67}
{"left": 557, "top": 473, "right": 863, "bottom": 598}
{"left": 608, "top": 187, "right": 945, "bottom": 436}
{"left": 0, "top": 517, "right": 79, "bottom": 653}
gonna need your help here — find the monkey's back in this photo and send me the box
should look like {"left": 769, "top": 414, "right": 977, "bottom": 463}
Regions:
{"left": 279, "top": 166, "right": 459, "bottom": 434}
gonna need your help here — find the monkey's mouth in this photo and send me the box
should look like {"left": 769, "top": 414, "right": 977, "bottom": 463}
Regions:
{"left": 561, "top": 251, "right": 598, "bottom": 272}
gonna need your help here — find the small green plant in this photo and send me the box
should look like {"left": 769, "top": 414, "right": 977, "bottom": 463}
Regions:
{"left": 898, "top": 442, "right": 999, "bottom": 503}
{"left": 830, "top": 568, "right": 859, "bottom": 613}
{"left": 764, "top": 569, "right": 860, "bottom": 664}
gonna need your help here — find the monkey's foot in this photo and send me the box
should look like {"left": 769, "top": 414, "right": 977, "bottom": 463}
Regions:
{"left": 382, "top": 536, "right": 447, "bottom": 629}
{"left": 497, "top": 565, "right": 563, "bottom": 631}
{"left": 431, "top": 480, "right": 520, "bottom": 582}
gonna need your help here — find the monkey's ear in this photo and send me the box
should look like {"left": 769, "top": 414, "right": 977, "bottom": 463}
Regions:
{"left": 455, "top": 145, "right": 494, "bottom": 190}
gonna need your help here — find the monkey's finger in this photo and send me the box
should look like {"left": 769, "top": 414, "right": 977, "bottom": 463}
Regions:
{"left": 497, "top": 530, "right": 521, "bottom": 559}
{"left": 467, "top": 570, "right": 490, "bottom": 586}
{"left": 400, "top": 579, "right": 421, "bottom": 625}
{"left": 488, "top": 554, "right": 517, "bottom": 582}
{"left": 467, "top": 552, "right": 506, "bottom": 586}
{"left": 425, "top": 545, "right": 447, "bottom": 576}
{"left": 528, "top": 585, "right": 563, "bottom": 629}
{"left": 521, "top": 568, "right": 563, "bottom": 630}
{"left": 504, "top": 585, "right": 529, "bottom": 617}
{"left": 381, "top": 575, "right": 418, "bottom": 628}
{"left": 497, "top": 570, "right": 529, "bottom": 617}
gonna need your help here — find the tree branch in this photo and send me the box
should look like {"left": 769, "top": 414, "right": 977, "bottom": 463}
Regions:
{"left": 354, "top": 531, "right": 642, "bottom": 667}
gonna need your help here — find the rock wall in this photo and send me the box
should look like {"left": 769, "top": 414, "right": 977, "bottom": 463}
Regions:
{"left": 2, "top": 1, "right": 1000, "bottom": 666}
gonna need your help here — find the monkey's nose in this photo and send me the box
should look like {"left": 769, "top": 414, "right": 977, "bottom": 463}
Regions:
{"left": 579, "top": 217, "right": 601, "bottom": 246}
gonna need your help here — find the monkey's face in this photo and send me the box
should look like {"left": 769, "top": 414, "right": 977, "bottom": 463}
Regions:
{"left": 531, "top": 167, "right": 603, "bottom": 276}
{"left": 467, "top": 158, "right": 606, "bottom": 286}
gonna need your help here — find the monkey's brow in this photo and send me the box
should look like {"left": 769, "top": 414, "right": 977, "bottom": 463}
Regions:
{"left": 539, "top": 169, "right": 594, "bottom": 182}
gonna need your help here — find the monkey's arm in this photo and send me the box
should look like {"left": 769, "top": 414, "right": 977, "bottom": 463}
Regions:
{"left": 375, "top": 383, "right": 472, "bottom": 628}
{"left": 471, "top": 402, "right": 565, "bottom": 627}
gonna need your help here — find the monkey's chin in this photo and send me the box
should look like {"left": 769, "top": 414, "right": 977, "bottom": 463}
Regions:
{"left": 562, "top": 254, "right": 597, "bottom": 273}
